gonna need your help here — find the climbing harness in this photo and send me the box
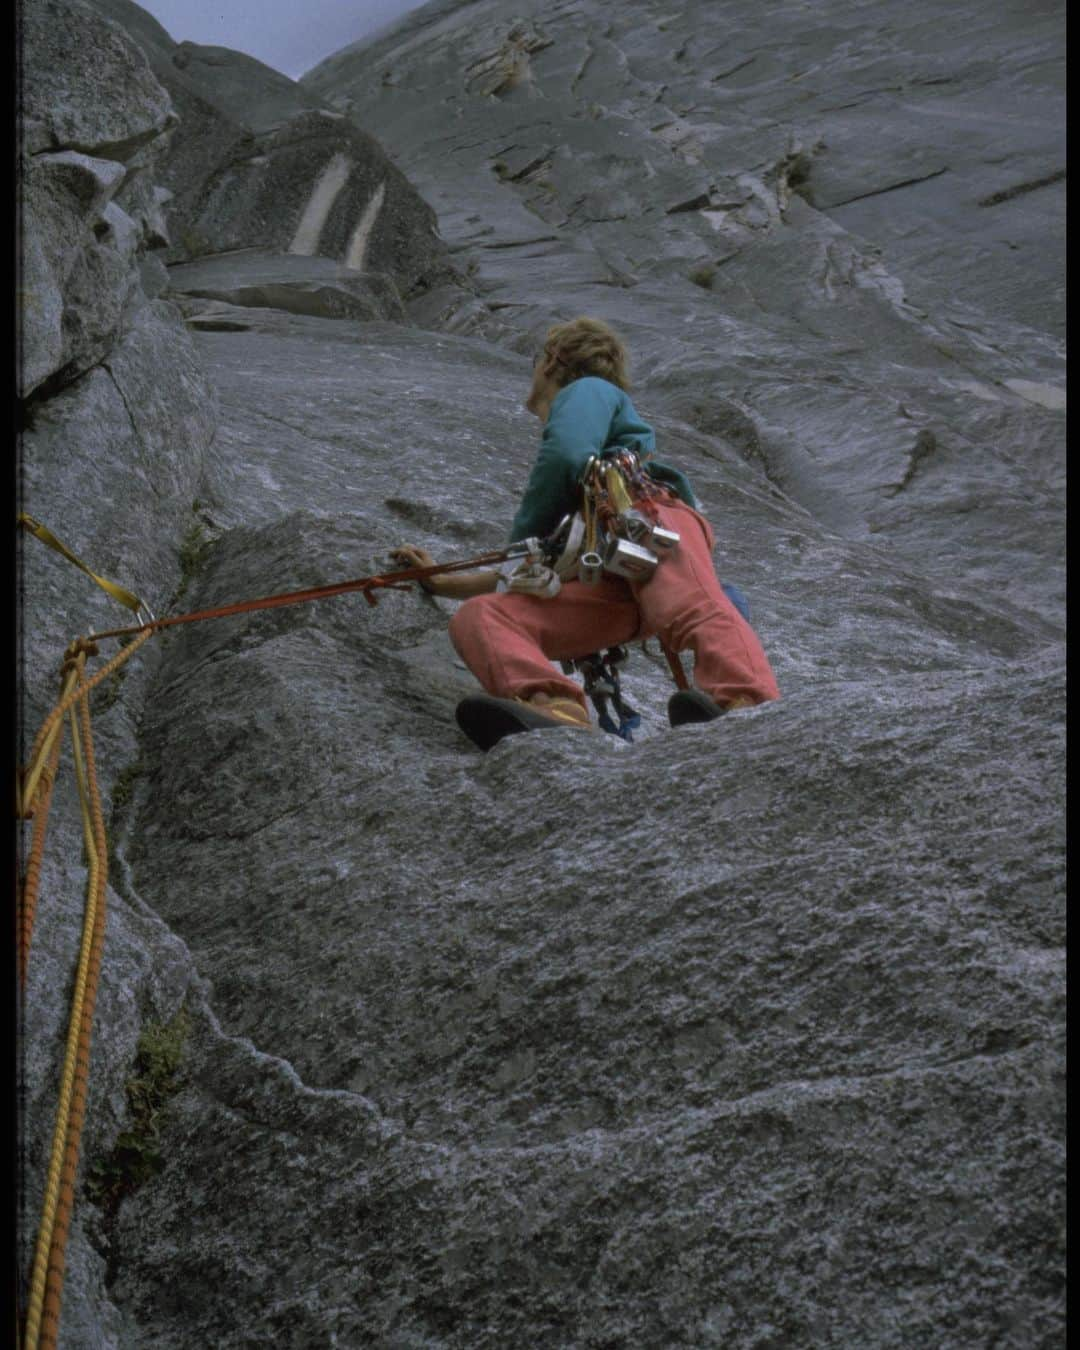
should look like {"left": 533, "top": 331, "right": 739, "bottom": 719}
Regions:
{"left": 550, "top": 511, "right": 587, "bottom": 580}
{"left": 496, "top": 557, "right": 562, "bottom": 597}
{"left": 545, "top": 448, "right": 691, "bottom": 734}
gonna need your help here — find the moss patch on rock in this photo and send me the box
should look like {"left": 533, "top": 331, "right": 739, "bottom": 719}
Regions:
{"left": 86, "top": 1006, "right": 191, "bottom": 1220}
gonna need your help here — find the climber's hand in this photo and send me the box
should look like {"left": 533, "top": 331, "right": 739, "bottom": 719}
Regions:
{"left": 499, "top": 560, "right": 562, "bottom": 597}
{"left": 390, "top": 544, "right": 437, "bottom": 571}
{"left": 389, "top": 545, "right": 498, "bottom": 600}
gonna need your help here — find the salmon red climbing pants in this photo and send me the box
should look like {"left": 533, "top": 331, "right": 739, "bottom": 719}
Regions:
{"left": 448, "top": 498, "right": 780, "bottom": 712}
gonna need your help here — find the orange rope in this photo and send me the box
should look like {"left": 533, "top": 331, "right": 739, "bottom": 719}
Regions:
{"left": 21, "top": 654, "right": 108, "bottom": 1350}
{"left": 660, "top": 639, "right": 690, "bottom": 690}
{"left": 20, "top": 631, "right": 154, "bottom": 819}
{"left": 18, "top": 736, "right": 63, "bottom": 990}
{"left": 35, "top": 686, "right": 109, "bottom": 1350}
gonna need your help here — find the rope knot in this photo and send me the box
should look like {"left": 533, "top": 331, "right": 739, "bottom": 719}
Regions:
{"left": 60, "top": 640, "right": 98, "bottom": 680}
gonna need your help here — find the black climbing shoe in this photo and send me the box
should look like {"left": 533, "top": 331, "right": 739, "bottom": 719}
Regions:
{"left": 667, "top": 689, "right": 726, "bottom": 727}
{"left": 456, "top": 694, "right": 591, "bottom": 751}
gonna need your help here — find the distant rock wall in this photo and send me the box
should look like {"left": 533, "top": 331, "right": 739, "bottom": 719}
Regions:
{"left": 19, "top": 0, "right": 173, "bottom": 399}
{"left": 87, "top": 0, "right": 462, "bottom": 312}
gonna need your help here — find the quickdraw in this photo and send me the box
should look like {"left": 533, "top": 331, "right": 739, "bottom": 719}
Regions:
{"left": 18, "top": 514, "right": 155, "bottom": 627}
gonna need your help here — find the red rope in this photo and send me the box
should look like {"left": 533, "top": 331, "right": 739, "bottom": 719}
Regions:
{"left": 87, "top": 548, "right": 527, "bottom": 643}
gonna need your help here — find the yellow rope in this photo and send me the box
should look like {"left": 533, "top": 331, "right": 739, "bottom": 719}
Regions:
{"left": 39, "top": 687, "right": 110, "bottom": 1350}
{"left": 22, "top": 668, "right": 104, "bottom": 1350}
{"left": 18, "top": 633, "right": 151, "bottom": 1344}
{"left": 17, "top": 718, "right": 66, "bottom": 821}
{"left": 19, "top": 630, "right": 154, "bottom": 819}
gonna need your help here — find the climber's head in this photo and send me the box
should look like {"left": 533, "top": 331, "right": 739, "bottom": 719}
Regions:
{"left": 525, "top": 316, "right": 631, "bottom": 419}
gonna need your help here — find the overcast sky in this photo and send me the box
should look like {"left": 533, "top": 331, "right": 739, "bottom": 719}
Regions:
{"left": 135, "top": 1, "right": 430, "bottom": 81}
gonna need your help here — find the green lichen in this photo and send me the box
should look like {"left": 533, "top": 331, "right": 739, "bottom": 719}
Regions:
{"left": 177, "top": 226, "right": 213, "bottom": 258}
{"left": 110, "top": 758, "right": 145, "bottom": 814}
{"left": 689, "top": 262, "right": 718, "bottom": 290}
{"left": 178, "top": 521, "right": 209, "bottom": 583}
{"left": 170, "top": 508, "right": 213, "bottom": 611}
{"left": 86, "top": 1006, "right": 191, "bottom": 1217}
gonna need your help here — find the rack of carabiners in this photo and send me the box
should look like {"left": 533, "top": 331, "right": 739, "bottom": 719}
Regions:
{"left": 554, "top": 448, "right": 681, "bottom": 586}
{"left": 551, "top": 450, "right": 687, "bottom": 738}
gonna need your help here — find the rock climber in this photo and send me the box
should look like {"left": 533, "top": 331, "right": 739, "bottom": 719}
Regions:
{"left": 392, "top": 315, "right": 780, "bottom": 739}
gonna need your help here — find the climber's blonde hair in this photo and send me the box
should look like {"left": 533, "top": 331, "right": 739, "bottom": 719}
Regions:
{"left": 541, "top": 316, "right": 631, "bottom": 391}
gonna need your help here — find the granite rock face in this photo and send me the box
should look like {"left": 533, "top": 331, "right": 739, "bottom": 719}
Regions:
{"left": 303, "top": 0, "right": 1066, "bottom": 629}
{"left": 20, "top": 0, "right": 175, "bottom": 159}
{"left": 18, "top": 1, "right": 1064, "bottom": 1347}
{"left": 18, "top": 0, "right": 178, "bottom": 398}
{"left": 18, "top": 3, "right": 216, "bottom": 1345}
{"left": 88, "top": 320, "right": 1067, "bottom": 1349}
{"left": 165, "top": 251, "right": 409, "bottom": 325}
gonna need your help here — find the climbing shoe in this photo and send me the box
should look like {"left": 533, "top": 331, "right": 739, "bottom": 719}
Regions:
{"left": 668, "top": 691, "right": 757, "bottom": 726}
{"left": 668, "top": 690, "right": 726, "bottom": 726}
{"left": 456, "top": 694, "right": 591, "bottom": 751}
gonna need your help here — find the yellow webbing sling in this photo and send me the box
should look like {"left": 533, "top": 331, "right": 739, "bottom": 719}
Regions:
{"left": 17, "top": 514, "right": 148, "bottom": 617}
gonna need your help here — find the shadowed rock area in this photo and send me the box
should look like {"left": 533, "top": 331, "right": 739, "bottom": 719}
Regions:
{"left": 17, "top": 0, "right": 1064, "bottom": 1345}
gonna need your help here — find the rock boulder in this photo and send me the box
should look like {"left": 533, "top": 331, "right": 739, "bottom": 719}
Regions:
{"left": 86, "top": 0, "right": 463, "bottom": 312}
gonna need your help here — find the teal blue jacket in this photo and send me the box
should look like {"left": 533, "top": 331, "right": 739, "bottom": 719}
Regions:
{"left": 509, "top": 377, "right": 697, "bottom": 542}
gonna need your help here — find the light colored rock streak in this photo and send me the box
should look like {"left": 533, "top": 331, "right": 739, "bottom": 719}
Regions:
{"left": 288, "top": 152, "right": 353, "bottom": 256}
{"left": 1004, "top": 379, "right": 1066, "bottom": 411}
{"left": 344, "top": 181, "right": 386, "bottom": 271}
